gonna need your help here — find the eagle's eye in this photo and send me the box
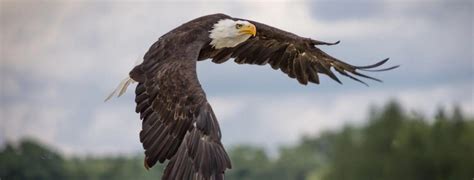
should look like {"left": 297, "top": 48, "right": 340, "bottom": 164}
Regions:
{"left": 235, "top": 24, "right": 243, "bottom": 29}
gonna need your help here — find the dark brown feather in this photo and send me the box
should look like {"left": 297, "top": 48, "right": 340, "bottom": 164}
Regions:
{"left": 130, "top": 13, "right": 397, "bottom": 180}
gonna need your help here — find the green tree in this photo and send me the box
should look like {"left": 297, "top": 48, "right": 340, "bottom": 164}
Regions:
{"left": 322, "top": 102, "right": 474, "bottom": 180}
{"left": 1, "top": 101, "right": 472, "bottom": 180}
{"left": 226, "top": 145, "right": 272, "bottom": 180}
{"left": 0, "top": 139, "right": 67, "bottom": 180}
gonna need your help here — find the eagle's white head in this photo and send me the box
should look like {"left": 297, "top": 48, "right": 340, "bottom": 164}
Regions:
{"left": 209, "top": 19, "right": 256, "bottom": 49}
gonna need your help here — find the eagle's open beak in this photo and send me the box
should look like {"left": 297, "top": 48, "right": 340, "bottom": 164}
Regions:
{"left": 239, "top": 24, "right": 256, "bottom": 37}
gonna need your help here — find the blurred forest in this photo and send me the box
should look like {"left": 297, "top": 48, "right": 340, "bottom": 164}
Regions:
{"left": 1, "top": 101, "right": 473, "bottom": 180}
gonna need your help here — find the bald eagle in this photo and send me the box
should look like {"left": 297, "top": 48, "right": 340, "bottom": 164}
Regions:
{"left": 106, "top": 13, "right": 398, "bottom": 179}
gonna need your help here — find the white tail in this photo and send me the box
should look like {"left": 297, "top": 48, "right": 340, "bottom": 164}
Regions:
{"left": 104, "top": 58, "right": 143, "bottom": 102}
{"left": 104, "top": 76, "right": 136, "bottom": 102}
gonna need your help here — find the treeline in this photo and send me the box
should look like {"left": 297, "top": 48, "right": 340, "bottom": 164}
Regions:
{"left": 1, "top": 101, "right": 473, "bottom": 180}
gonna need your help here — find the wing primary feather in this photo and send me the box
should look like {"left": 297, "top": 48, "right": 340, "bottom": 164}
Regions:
{"left": 311, "top": 39, "right": 341, "bottom": 46}
{"left": 287, "top": 56, "right": 297, "bottom": 78}
{"left": 327, "top": 73, "right": 342, "bottom": 84}
{"left": 351, "top": 71, "right": 382, "bottom": 82}
{"left": 278, "top": 46, "right": 292, "bottom": 74}
{"left": 353, "top": 58, "right": 389, "bottom": 69}
{"left": 334, "top": 68, "right": 369, "bottom": 86}
{"left": 294, "top": 55, "right": 309, "bottom": 85}
{"left": 359, "top": 65, "right": 400, "bottom": 72}
{"left": 306, "top": 64, "right": 320, "bottom": 84}
{"left": 318, "top": 62, "right": 342, "bottom": 84}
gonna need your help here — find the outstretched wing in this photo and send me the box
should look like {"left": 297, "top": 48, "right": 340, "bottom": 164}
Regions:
{"left": 132, "top": 59, "right": 231, "bottom": 179}
{"left": 198, "top": 20, "right": 398, "bottom": 86}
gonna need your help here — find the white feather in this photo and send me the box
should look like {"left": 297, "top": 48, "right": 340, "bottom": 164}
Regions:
{"left": 104, "top": 58, "right": 143, "bottom": 102}
{"left": 104, "top": 77, "right": 135, "bottom": 102}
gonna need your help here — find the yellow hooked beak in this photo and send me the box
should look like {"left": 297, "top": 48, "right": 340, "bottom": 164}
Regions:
{"left": 239, "top": 24, "right": 257, "bottom": 37}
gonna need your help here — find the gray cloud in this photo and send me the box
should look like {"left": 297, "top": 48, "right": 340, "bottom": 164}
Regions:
{"left": 310, "top": 1, "right": 385, "bottom": 21}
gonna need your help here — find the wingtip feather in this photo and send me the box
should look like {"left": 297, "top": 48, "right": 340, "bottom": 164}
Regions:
{"left": 312, "top": 39, "right": 341, "bottom": 46}
{"left": 361, "top": 64, "right": 400, "bottom": 72}
{"left": 354, "top": 58, "right": 390, "bottom": 69}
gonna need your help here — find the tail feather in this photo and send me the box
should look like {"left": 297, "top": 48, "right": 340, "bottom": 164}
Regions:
{"left": 104, "top": 58, "right": 143, "bottom": 102}
{"left": 104, "top": 76, "right": 136, "bottom": 102}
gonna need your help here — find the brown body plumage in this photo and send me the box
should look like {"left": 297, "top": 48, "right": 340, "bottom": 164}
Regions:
{"left": 127, "top": 13, "right": 397, "bottom": 180}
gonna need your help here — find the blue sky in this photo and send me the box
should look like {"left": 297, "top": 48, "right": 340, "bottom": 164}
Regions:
{"left": 1, "top": 0, "right": 472, "bottom": 156}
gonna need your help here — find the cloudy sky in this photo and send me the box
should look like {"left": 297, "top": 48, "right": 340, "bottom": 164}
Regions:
{"left": 1, "top": 0, "right": 472, "bottom": 156}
